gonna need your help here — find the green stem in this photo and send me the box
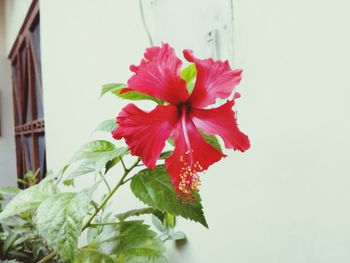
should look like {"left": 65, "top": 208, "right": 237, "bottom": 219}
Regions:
{"left": 99, "top": 171, "right": 111, "bottom": 192}
{"left": 120, "top": 157, "right": 127, "bottom": 171}
{"left": 36, "top": 158, "right": 140, "bottom": 263}
{"left": 37, "top": 252, "right": 55, "bottom": 263}
{"left": 82, "top": 158, "right": 140, "bottom": 231}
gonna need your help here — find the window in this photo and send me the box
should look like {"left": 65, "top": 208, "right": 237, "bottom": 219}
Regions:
{"left": 8, "top": 0, "right": 46, "bottom": 187}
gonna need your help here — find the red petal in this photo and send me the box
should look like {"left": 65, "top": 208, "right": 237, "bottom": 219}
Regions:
{"left": 112, "top": 104, "right": 179, "bottom": 168}
{"left": 125, "top": 43, "right": 189, "bottom": 105}
{"left": 183, "top": 49, "right": 242, "bottom": 108}
{"left": 190, "top": 100, "right": 250, "bottom": 152}
{"left": 165, "top": 117, "right": 225, "bottom": 194}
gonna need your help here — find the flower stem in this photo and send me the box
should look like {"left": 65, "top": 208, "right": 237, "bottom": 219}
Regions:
{"left": 36, "top": 158, "right": 140, "bottom": 263}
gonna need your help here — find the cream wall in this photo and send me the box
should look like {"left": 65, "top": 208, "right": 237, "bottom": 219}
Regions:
{"left": 3, "top": 0, "right": 350, "bottom": 262}
{"left": 0, "top": 0, "right": 18, "bottom": 187}
{"left": 4, "top": 0, "right": 31, "bottom": 54}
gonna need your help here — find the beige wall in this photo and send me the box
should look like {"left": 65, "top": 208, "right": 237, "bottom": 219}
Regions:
{"left": 2, "top": 0, "right": 350, "bottom": 262}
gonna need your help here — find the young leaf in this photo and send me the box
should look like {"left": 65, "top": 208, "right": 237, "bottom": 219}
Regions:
{"left": 100, "top": 83, "right": 126, "bottom": 97}
{"left": 94, "top": 119, "right": 117, "bottom": 133}
{"left": 130, "top": 165, "right": 208, "bottom": 228}
{"left": 180, "top": 64, "right": 196, "bottom": 84}
{"left": 101, "top": 83, "right": 164, "bottom": 104}
{"left": 116, "top": 90, "right": 164, "bottom": 104}
{"left": 35, "top": 191, "right": 91, "bottom": 261}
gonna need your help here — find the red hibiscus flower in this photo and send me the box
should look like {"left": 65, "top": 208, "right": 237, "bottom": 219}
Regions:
{"left": 112, "top": 43, "right": 250, "bottom": 199}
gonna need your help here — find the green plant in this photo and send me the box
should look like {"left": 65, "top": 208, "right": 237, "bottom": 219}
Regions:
{"left": 0, "top": 43, "right": 249, "bottom": 262}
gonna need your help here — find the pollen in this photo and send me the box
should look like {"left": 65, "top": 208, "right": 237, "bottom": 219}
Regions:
{"left": 178, "top": 154, "right": 204, "bottom": 204}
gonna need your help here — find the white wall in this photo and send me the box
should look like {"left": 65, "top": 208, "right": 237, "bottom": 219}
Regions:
{"left": 0, "top": 0, "right": 17, "bottom": 187}
{"left": 3, "top": 0, "right": 350, "bottom": 262}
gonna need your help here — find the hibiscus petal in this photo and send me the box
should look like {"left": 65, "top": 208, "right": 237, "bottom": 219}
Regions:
{"left": 190, "top": 100, "right": 250, "bottom": 152}
{"left": 183, "top": 49, "right": 242, "bottom": 108}
{"left": 124, "top": 43, "right": 189, "bottom": 105}
{"left": 112, "top": 103, "right": 179, "bottom": 168}
{"left": 165, "top": 117, "right": 225, "bottom": 195}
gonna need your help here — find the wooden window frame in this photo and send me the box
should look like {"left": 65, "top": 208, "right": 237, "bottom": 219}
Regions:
{"left": 8, "top": 0, "right": 46, "bottom": 187}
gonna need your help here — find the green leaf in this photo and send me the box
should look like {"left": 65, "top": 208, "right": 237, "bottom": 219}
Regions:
{"left": 159, "top": 151, "right": 172, "bottom": 160}
{"left": 96, "top": 221, "right": 168, "bottom": 263}
{"left": 181, "top": 64, "right": 196, "bottom": 93}
{"left": 65, "top": 146, "right": 129, "bottom": 185}
{"left": 116, "top": 207, "right": 160, "bottom": 221}
{"left": 100, "top": 83, "right": 126, "bottom": 97}
{"left": 2, "top": 231, "right": 19, "bottom": 255}
{"left": 0, "top": 186, "right": 20, "bottom": 196}
{"left": 164, "top": 213, "right": 175, "bottom": 229}
{"left": 75, "top": 249, "right": 114, "bottom": 263}
{"left": 180, "top": 64, "right": 196, "bottom": 84}
{"left": 0, "top": 181, "right": 59, "bottom": 221}
{"left": 172, "top": 231, "right": 186, "bottom": 241}
{"left": 167, "top": 137, "right": 174, "bottom": 146}
{"left": 64, "top": 161, "right": 95, "bottom": 186}
{"left": 115, "top": 90, "right": 164, "bottom": 104}
{"left": 94, "top": 119, "right": 117, "bottom": 133}
{"left": 152, "top": 214, "right": 165, "bottom": 232}
{"left": 130, "top": 165, "right": 208, "bottom": 228}
{"left": 70, "top": 140, "right": 116, "bottom": 162}
{"left": 200, "top": 132, "right": 223, "bottom": 152}
{"left": 94, "top": 147, "right": 129, "bottom": 172}
{"left": 101, "top": 83, "right": 164, "bottom": 104}
{"left": 35, "top": 191, "right": 91, "bottom": 261}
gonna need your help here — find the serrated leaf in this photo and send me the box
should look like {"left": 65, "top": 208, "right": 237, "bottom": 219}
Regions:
{"left": 180, "top": 64, "right": 196, "bottom": 84}
{"left": 35, "top": 191, "right": 91, "bottom": 261}
{"left": 130, "top": 165, "right": 208, "bottom": 227}
{"left": 65, "top": 147, "right": 129, "bottom": 185}
{"left": 94, "top": 119, "right": 117, "bottom": 133}
{"left": 64, "top": 161, "right": 95, "bottom": 185}
{"left": 200, "top": 132, "right": 223, "bottom": 152}
{"left": 0, "top": 181, "right": 59, "bottom": 221}
{"left": 70, "top": 140, "right": 116, "bottom": 162}
{"left": 75, "top": 248, "right": 114, "bottom": 263}
{"left": 95, "top": 221, "right": 168, "bottom": 263}
{"left": 100, "top": 83, "right": 126, "bottom": 97}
